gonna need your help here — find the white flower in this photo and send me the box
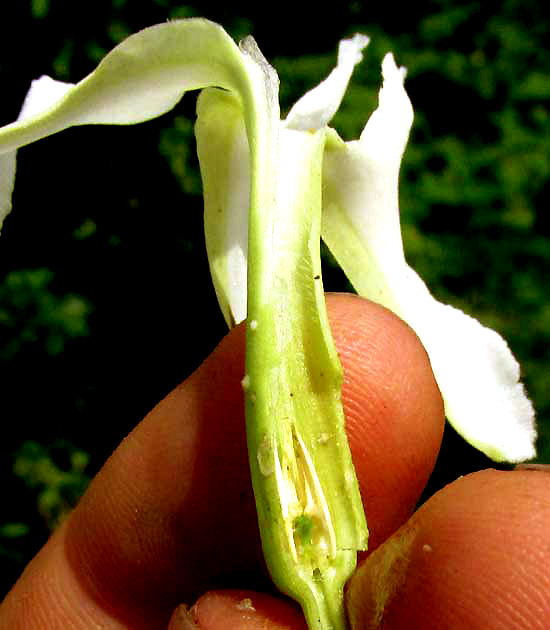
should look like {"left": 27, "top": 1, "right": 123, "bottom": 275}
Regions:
{"left": 0, "top": 18, "right": 536, "bottom": 463}
{"left": 0, "top": 18, "right": 537, "bottom": 628}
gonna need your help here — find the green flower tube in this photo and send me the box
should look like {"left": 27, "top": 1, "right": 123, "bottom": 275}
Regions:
{"left": 243, "top": 122, "right": 368, "bottom": 629}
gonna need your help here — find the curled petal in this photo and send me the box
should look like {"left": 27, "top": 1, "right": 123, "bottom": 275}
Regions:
{"left": 0, "top": 19, "right": 279, "bottom": 329}
{"left": 285, "top": 34, "right": 369, "bottom": 131}
{"left": 321, "top": 54, "right": 536, "bottom": 462}
{"left": 0, "top": 20, "right": 250, "bottom": 154}
{"left": 1, "top": 76, "right": 74, "bottom": 228}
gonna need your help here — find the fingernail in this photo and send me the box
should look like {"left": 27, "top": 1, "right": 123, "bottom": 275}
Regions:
{"left": 345, "top": 526, "right": 417, "bottom": 629}
{"left": 167, "top": 604, "right": 199, "bottom": 630}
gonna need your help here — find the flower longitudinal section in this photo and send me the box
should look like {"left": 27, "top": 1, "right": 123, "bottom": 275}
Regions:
{"left": 274, "top": 425, "right": 336, "bottom": 565}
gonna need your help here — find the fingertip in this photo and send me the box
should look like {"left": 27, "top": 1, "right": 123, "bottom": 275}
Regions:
{"left": 167, "top": 604, "right": 199, "bottom": 629}
{"left": 346, "top": 469, "right": 550, "bottom": 629}
{"left": 187, "top": 590, "right": 306, "bottom": 630}
{"left": 326, "top": 294, "right": 445, "bottom": 549}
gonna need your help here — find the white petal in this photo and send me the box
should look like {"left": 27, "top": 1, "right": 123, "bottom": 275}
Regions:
{"left": 284, "top": 34, "right": 369, "bottom": 131}
{"left": 18, "top": 76, "right": 75, "bottom": 120}
{"left": 0, "top": 152, "right": 15, "bottom": 229}
{"left": 0, "top": 19, "right": 260, "bottom": 154}
{"left": 321, "top": 54, "right": 536, "bottom": 462}
{"left": 0, "top": 76, "right": 75, "bottom": 229}
{"left": 390, "top": 268, "right": 536, "bottom": 462}
{"left": 354, "top": 52, "right": 413, "bottom": 267}
{"left": 196, "top": 88, "right": 250, "bottom": 327}
{"left": 322, "top": 53, "right": 413, "bottom": 279}
{"left": 193, "top": 34, "right": 280, "bottom": 328}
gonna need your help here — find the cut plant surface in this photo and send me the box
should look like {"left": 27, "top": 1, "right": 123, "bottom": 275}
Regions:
{"left": 0, "top": 17, "right": 536, "bottom": 630}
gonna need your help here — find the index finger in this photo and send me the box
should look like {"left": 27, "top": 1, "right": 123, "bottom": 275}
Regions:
{"left": 0, "top": 293, "right": 444, "bottom": 629}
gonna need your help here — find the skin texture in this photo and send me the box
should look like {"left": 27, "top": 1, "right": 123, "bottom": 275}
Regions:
{"left": 346, "top": 469, "right": 550, "bottom": 629}
{"left": 0, "top": 293, "right": 548, "bottom": 629}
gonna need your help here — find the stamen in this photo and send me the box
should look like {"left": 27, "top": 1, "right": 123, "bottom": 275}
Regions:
{"left": 274, "top": 444, "right": 299, "bottom": 562}
{"left": 293, "top": 428, "right": 337, "bottom": 559}
{"left": 273, "top": 425, "right": 337, "bottom": 564}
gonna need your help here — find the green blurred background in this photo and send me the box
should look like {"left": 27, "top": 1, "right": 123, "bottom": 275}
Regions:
{"left": 0, "top": 0, "right": 548, "bottom": 597}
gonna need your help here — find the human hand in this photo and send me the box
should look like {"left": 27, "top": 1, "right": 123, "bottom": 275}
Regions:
{"left": 1, "top": 294, "right": 548, "bottom": 629}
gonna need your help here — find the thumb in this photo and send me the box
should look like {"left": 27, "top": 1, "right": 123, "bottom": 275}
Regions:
{"left": 345, "top": 469, "right": 550, "bottom": 629}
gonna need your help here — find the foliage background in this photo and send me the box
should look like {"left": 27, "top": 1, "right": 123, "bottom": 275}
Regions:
{"left": 0, "top": 0, "right": 548, "bottom": 598}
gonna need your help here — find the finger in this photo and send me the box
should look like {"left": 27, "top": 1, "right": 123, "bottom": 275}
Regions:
{"left": 346, "top": 469, "right": 550, "bottom": 629}
{"left": 332, "top": 294, "right": 444, "bottom": 551}
{"left": 0, "top": 294, "right": 443, "bottom": 629}
{"left": 168, "top": 590, "right": 307, "bottom": 630}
